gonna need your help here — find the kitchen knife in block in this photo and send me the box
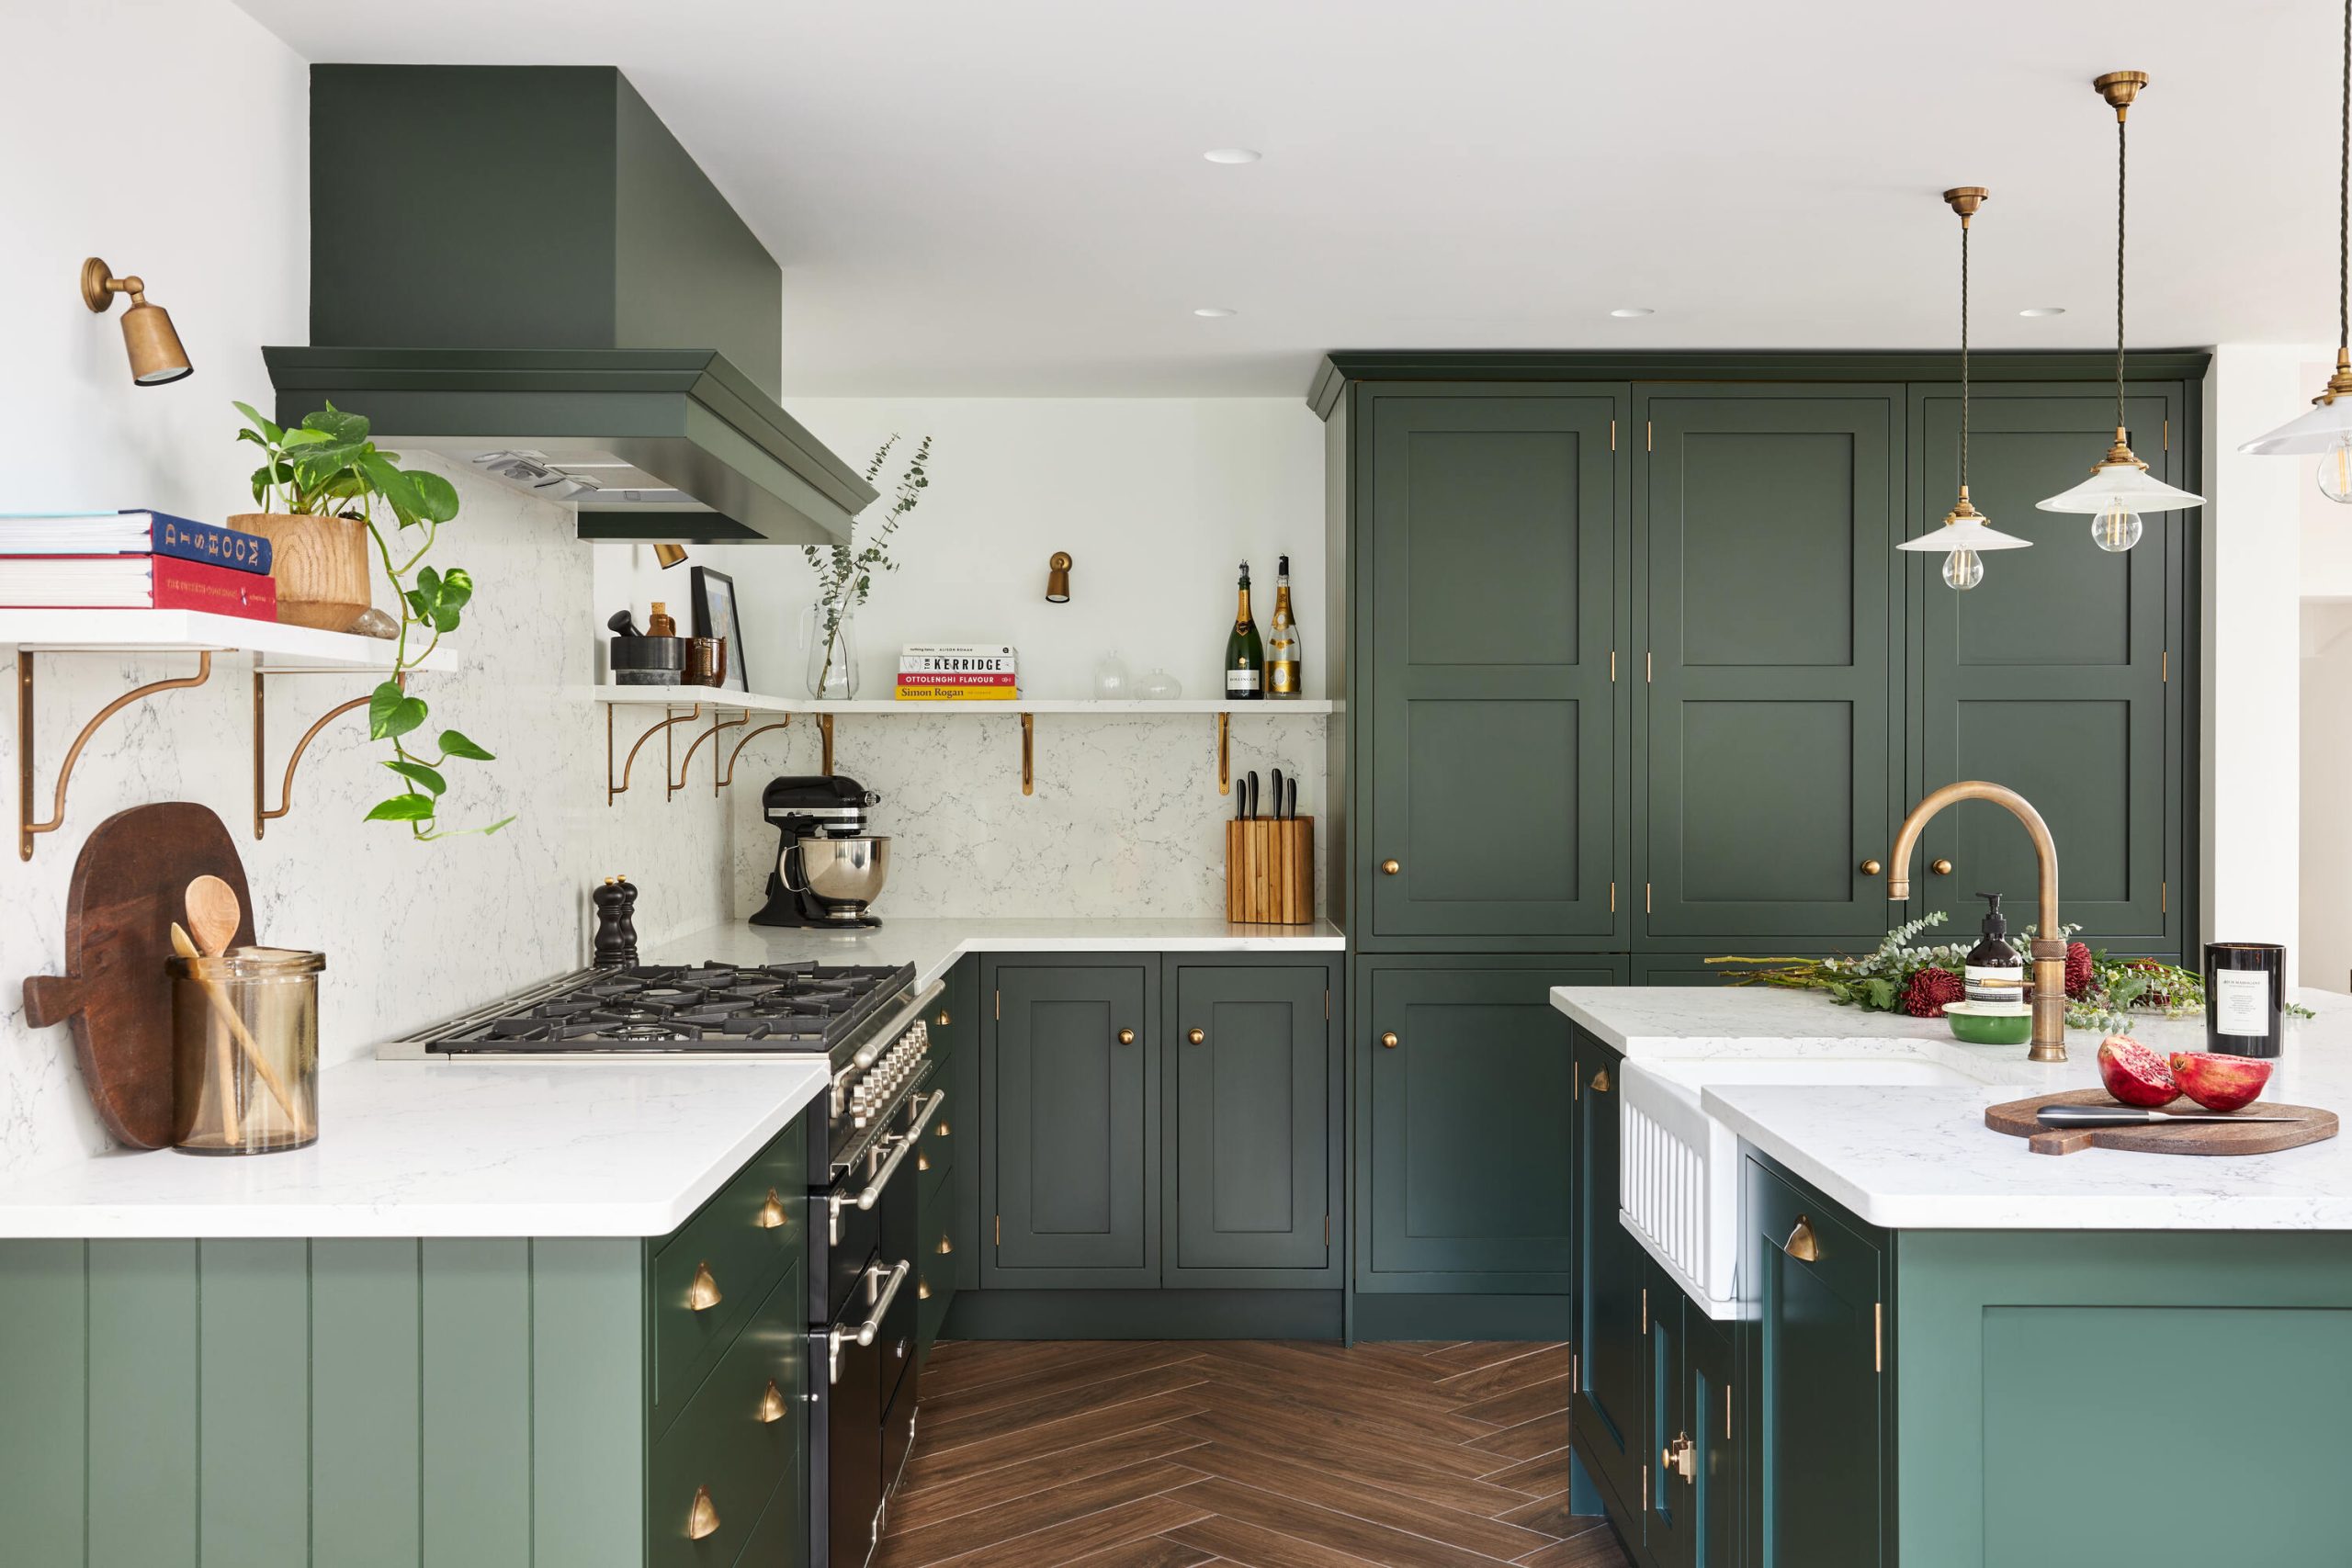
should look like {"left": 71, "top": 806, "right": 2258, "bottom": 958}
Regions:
{"left": 22, "top": 803, "right": 258, "bottom": 1149}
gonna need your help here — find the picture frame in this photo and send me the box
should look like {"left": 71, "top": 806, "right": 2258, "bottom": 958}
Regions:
{"left": 689, "top": 566, "right": 748, "bottom": 692}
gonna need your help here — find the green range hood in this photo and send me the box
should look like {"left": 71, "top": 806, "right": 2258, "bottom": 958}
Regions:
{"left": 266, "top": 65, "right": 874, "bottom": 545}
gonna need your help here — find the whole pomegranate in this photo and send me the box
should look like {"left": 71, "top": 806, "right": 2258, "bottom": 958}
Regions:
{"left": 2064, "top": 942, "right": 2096, "bottom": 998}
{"left": 1900, "top": 966, "right": 1965, "bottom": 1018}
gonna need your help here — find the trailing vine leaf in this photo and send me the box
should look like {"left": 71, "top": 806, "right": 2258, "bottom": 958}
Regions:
{"left": 368, "top": 680, "right": 426, "bottom": 740}
{"left": 364, "top": 794, "right": 437, "bottom": 822}
{"left": 381, "top": 760, "right": 448, "bottom": 795}
{"left": 438, "top": 729, "right": 494, "bottom": 761}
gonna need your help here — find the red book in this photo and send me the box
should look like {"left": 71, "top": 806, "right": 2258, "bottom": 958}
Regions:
{"left": 0, "top": 554, "right": 277, "bottom": 619}
{"left": 153, "top": 557, "right": 277, "bottom": 619}
{"left": 895, "top": 671, "right": 1017, "bottom": 686}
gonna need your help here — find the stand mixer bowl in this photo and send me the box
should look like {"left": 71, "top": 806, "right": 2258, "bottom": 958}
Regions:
{"left": 786, "top": 835, "right": 890, "bottom": 914}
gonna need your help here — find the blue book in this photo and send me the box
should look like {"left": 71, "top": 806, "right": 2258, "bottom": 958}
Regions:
{"left": 0, "top": 510, "right": 271, "bottom": 573}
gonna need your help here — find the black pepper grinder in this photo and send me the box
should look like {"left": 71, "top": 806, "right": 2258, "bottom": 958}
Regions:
{"left": 592, "top": 875, "right": 639, "bottom": 967}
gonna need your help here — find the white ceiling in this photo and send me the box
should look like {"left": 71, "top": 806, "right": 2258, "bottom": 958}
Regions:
{"left": 234, "top": 0, "right": 2342, "bottom": 396}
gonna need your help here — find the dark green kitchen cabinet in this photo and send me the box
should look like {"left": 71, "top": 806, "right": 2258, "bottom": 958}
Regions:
{"left": 1162, "top": 959, "right": 1338, "bottom": 1286}
{"left": 915, "top": 958, "right": 977, "bottom": 1362}
{"left": 981, "top": 959, "right": 1159, "bottom": 1289}
{"left": 1358, "top": 959, "right": 1609, "bottom": 1293}
{"left": 1686, "top": 1301, "right": 1743, "bottom": 1568}
{"left": 1745, "top": 1155, "right": 1888, "bottom": 1568}
{"left": 1571, "top": 1025, "right": 1644, "bottom": 1517}
{"left": 1639, "top": 388, "right": 1904, "bottom": 941}
{"left": 1906, "top": 384, "right": 2184, "bottom": 944}
{"left": 1358, "top": 385, "right": 1628, "bottom": 951}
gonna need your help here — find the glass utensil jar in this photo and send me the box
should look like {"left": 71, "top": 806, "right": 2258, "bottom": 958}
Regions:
{"left": 168, "top": 947, "right": 322, "bottom": 1154}
{"left": 2205, "top": 942, "right": 2286, "bottom": 1058}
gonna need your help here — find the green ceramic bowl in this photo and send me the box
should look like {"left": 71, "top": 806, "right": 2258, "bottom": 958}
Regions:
{"left": 1945, "top": 1002, "right": 2033, "bottom": 1046}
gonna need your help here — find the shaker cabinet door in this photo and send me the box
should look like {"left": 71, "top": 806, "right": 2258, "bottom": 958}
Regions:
{"left": 1908, "top": 385, "right": 2180, "bottom": 944}
{"left": 1571, "top": 1028, "right": 1645, "bottom": 1516}
{"left": 1639, "top": 389, "right": 1901, "bottom": 939}
{"left": 1361, "top": 385, "right": 1627, "bottom": 949}
{"left": 982, "top": 962, "right": 1159, "bottom": 1288}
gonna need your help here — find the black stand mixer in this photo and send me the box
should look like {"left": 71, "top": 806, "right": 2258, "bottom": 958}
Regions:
{"left": 750, "top": 774, "right": 890, "bottom": 928}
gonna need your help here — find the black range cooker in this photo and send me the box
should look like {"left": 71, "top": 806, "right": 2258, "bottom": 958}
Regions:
{"left": 384, "top": 956, "right": 941, "bottom": 1568}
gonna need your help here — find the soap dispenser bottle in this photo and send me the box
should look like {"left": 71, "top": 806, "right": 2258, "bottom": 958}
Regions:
{"left": 1965, "top": 892, "right": 2025, "bottom": 1006}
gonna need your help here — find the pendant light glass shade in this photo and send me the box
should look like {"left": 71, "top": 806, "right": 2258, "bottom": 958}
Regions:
{"left": 1902, "top": 187, "right": 2028, "bottom": 591}
{"left": 2033, "top": 459, "right": 2207, "bottom": 516}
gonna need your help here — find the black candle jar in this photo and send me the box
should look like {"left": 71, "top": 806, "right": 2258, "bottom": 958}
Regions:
{"left": 2204, "top": 942, "right": 2286, "bottom": 1058}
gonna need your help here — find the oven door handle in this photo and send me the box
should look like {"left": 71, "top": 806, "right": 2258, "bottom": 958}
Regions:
{"left": 855, "top": 1089, "right": 945, "bottom": 1213}
{"left": 829, "top": 1258, "right": 912, "bottom": 1382}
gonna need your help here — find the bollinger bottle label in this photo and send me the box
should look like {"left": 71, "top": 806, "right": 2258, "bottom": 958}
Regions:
{"left": 1226, "top": 666, "right": 1261, "bottom": 694}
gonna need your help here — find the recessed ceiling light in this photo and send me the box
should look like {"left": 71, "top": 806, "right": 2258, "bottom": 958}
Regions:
{"left": 1193, "top": 307, "right": 1237, "bottom": 318}
{"left": 1204, "top": 148, "right": 1261, "bottom": 164}
{"left": 1610, "top": 307, "right": 1656, "bottom": 318}
{"left": 2019, "top": 306, "right": 2067, "bottom": 317}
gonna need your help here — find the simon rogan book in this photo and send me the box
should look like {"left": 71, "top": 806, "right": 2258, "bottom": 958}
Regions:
{"left": 0, "top": 556, "right": 277, "bottom": 618}
{"left": 0, "top": 510, "right": 272, "bottom": 573}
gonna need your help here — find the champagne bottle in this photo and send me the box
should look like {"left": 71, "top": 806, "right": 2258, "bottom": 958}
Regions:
{"left": 1224, "top": 562, "right": 1263, "bottom": 699}
{"left": 1266, "top": 554, "right": 1302, "bottom": 698}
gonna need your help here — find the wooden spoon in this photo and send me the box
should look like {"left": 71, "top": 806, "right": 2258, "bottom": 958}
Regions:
{"left": 186, "top": 874, "right": 241, "bottom": 961}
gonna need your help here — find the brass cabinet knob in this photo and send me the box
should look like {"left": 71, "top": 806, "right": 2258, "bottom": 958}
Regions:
{"left": 936, "top": 1010, "right": 951, "bottom": 1026}
{"left": 687, "top": 1485, "right": 721, "bottom": 1540}
{"left": 1859, "top": 859, "right": 1883, "bottom": 875}
{"left": 1380, "top": 858, "right": 1401, "bottom": 875}
{"left": 1188, "top": 1028, "right": 1205, "bottom": 1044}
{"left": 1783, "top": 1216, "right": 1821, "bottom": 1263}
{"left": 1930, "top": 858, "right": 1953, "bottom": 875}
{"left": 1379, "top": 1032, "right": 1399, "bottom": 1049}
{"left": 687, "top": 1261, "right": 721, "bottom": 1312}
{"left": 1117, "top": 1028, "right": 1136, "bottom": 1044}
{"left": 1591, "top": 1067, "right": 1611, "bottom": 1093}
{"left": 755, "top": 1189, "right": 786, "bottom": 1230}
{"left": 757, "top": 1380, "right": 786, "bottom": 1424}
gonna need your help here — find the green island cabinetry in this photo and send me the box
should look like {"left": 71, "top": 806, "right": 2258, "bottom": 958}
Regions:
{"left": 0, "top": 1122, "right": 814, "bottom": 1568}
{"left": 914, "top": 954, "right": 978, "bottom": 1365}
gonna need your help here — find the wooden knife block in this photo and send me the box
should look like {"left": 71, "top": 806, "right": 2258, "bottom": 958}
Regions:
{"left": 1226, "top": 818, "right": 1315, "bottom": 925}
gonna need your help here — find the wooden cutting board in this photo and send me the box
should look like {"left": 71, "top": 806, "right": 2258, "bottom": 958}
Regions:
{"left": 22, "top": 803, "right": 257, "bottom": 1149}
{"left": 1986, "top": 1088, "right": 2337, "bottom": 1156}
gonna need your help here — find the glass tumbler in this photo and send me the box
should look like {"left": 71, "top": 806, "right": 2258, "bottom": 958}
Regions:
{"left": 169, "top": 947, "right": 323, "bottom": 1154}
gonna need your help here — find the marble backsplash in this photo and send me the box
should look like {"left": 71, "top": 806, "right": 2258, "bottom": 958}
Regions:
{"left": 726, "top": 709, "right": 1329, "bottom": 921}
{"left": 2, "top": 458, "right": 735, "bottom": 1180}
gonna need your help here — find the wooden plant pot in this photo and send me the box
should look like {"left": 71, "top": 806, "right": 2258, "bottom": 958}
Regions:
{"left": 228, "top": 513, "right": 372, "bottom": 632}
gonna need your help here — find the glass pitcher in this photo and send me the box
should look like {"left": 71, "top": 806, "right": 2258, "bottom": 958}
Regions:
{"left": 801, "top": 602, "right": 858, "bottom": 700}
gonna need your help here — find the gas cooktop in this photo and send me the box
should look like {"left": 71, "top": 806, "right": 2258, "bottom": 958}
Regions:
{"left": 421, "top": 961, "right": 919, "bottom": 1055}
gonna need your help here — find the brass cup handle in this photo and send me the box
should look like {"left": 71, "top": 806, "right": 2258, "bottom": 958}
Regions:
{"left": 1117, "top": 1028, "right": 1136, "bottom": 1044}
{"left": 918, "top": 1280, "right": 933, "bottom": 1301}
{"left": 1188, "top": 1028, "right": 1205, "bottom": 1044}
{"left": 934, "top": 1120, "right": 951, "bottom": 1137}
{"left": 755, "top": 1188, "right": 786, "bottom": 1230}
{"left": 1380, "top": 858, "right": 1401, "bottom": 875}
{"left": 757, "top": 1380, "right": 786, "bottom": 1424}
{"left": 687, "top": 1485, "right": 721, "bottom": 1540}
{"left": 936, "top": 1010, "right": 951, "bottom": 1026}
{"left": 687, "top": 1260, "right": 722, "bottom": 1312}
{"left": 1380, "top": 1032, "right": 1399, "bottom": 1049}
{"left": 1930, "top": 857, "right": 1953, "bottom": 875}
{"left": 1782, "top": 1216, "right": 1821, "bottom": 1263}
{"left": 1590, "top": 1067, "right": 1611, "bottom": 1093}
{"left": 1860, "top": 858, "right": 1883, "bottom": 875}
{"left": 1663, "top": 1432, "right": 1695, "bottom": 1482}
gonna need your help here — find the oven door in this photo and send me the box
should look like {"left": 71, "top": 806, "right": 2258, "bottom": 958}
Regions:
{"left": 812, "top": 1308, "right": 881, "bottom": 1568}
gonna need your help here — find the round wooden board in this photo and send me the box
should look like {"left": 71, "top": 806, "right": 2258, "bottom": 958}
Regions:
{"left": 1985, "top": 1087, "right": 2337, "bottom": 1156}
{"left": 20, "top": 803, "right": 256, "bottom": 1149}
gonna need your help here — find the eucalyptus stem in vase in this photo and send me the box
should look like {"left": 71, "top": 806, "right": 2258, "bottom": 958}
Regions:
{"left": 802, "top": 434, "right": 933, "bottom": 699}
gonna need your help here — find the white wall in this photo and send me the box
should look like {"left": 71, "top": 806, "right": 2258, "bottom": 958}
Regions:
{"left": 2301, "top": 603, "right": 2352, "bottom": 993}
{"left": 724, "top": 400, "right": 1329, "bottom": 701}
{"left": 2202, "top": 346, "right": 2311, "bottom": 980}
{"left": 0, "top": 3, "right": 737, "bottom": 1179}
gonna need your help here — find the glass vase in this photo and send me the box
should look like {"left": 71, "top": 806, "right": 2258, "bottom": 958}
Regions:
{"left": 802, "top": 604, "right": 859, "bottom": 700}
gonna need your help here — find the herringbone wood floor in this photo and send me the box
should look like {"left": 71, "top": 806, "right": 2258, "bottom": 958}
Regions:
{"left": 876, "top": 1340, "right": 1628, "bottom": 1568}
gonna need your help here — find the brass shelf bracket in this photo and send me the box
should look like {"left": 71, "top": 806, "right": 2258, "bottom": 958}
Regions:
{"left": 818, "top": 711, "right": 835, "bottom": 775}
{"left": 1216, "top": 712, "right": 1230, "bottom": 795}
{"left": 715, "top": 713, "right": 792, "bottom": 790}
{"left": 673, "top": 709, "right": 747, "bottom": 795}
{"left": 605, "top": 703, "right": 704, "bottom": 805}
{"left": 1020, "top": 711, "right": 1035, "bottom": 796}
{"left": 252, "top": 669, "right": 405, "bottom": 840}
{"left": 18, "top": 649, "right": 214, "bottom": 861}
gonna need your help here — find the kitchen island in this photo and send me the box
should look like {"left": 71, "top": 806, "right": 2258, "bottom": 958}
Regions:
{"left": 1550, "top": 983, "right": 2352, "bottom": 1568}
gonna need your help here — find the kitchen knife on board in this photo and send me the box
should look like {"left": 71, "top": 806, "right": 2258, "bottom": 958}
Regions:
{"left": 2035, "top": 1104, "right": 2303, "bottom": 1127}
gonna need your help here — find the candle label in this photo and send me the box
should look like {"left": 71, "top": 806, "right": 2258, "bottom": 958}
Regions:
{"left": 2213, "top": 969, "right": 2269, "bottom": 1037}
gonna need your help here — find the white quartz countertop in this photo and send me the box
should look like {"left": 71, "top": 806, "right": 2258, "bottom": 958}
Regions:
{"left": 2, "top": 917, "right": 1340, "bottom": 1240}
{"left": 1552, "top": 984, "right": 2352, "bottom": 1230}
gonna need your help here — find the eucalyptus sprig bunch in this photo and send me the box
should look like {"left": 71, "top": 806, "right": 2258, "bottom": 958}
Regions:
{"left": 801, "top": 434, "right": 933, "bottom": 695}
{"left": 233, "top": 400, "right": 510, "bottom": 840}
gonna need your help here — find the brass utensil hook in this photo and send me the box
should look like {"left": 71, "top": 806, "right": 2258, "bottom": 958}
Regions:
{"left": 715, "top": 714, "right": 792, "bottom": 790}
{"left": 673, "top": 708, "right": 747, "bottom": 795}
{"left": 1020, "top": 711, "right": 1034, "bottom": 796}
{"left": 605, "top": 704, "right": 703, "bottom": 805}
{"left": 253, "top": 669, "right": 403, "bottom": 839}
{"left": 18, "top": 649, "right": 213, "bottom": 860}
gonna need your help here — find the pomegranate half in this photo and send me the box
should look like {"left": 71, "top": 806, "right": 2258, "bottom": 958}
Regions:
{"left": 2168, "top": 1052, "right": 2275, "bottom": 1112}
{"left": 2097, "top": 1036, "right": 2179, "bottom": 1107}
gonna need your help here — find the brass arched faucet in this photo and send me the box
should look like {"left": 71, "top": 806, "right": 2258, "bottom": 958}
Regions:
{"left": 1886, "top": 782, "right": 2068, "bottom": 1063}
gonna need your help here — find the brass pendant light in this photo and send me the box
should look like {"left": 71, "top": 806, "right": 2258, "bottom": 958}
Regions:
{"left": 2242, "top": 0, "right": 2352, "bottom": 499}
{"left": 2034, "top": 72, "right": 2206, "bottom": 547}
{"left": 1899, "top": 187, "right": 2030, "bottom": 591}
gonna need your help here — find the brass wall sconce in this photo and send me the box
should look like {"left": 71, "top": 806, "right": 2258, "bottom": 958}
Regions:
{"left": 652, "top": 544, "right": 689, "bottom": 570}
{"left": 1045, "top": 551, "right": 1072, "bottom": 603}
{"left": 80, "top": 258, "right": 192, "bottom": 385}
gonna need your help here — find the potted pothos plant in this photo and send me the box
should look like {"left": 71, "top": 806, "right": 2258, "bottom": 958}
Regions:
{"left": 233, "top": 400, "right": 510, "bottom": 840}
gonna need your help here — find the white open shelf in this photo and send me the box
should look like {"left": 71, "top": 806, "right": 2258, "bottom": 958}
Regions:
{"left": 586, "top": 683, "right": 1337, "bottom": 716}
{"left": 0, "top": 609, "right": 448, "bottom": 671}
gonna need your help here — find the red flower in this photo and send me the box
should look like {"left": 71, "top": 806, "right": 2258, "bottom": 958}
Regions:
{"left": 2065, "top": 942, "right": 2096, "bottom": 998}
{"left": 1901, "top": 966, "right": 1965, "bottom": 1018}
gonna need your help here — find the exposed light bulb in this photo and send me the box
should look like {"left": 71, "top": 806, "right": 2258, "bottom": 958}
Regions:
{"left": 2091, "top": 502, "right": 2143, "bottom": 553}
{"left": 1942, "top": 548, "right": 1984, "bottom": 591}
{"left": 2321, "top": 433, "right": 2352, "bottom": 504}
